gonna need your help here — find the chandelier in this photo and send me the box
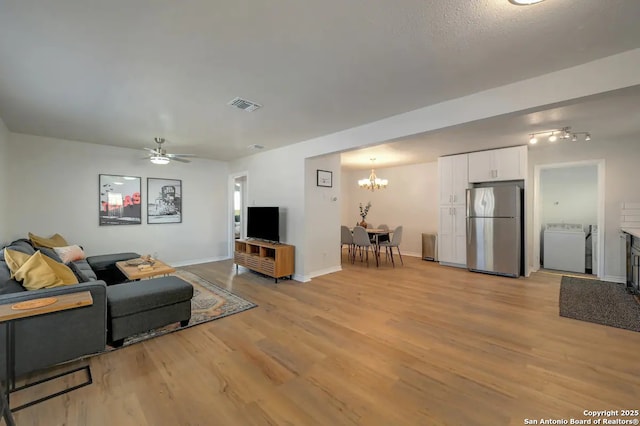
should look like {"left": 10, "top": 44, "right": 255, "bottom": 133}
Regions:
{"left": 358, "top": 158, "right": 388, "bottom": 192}
{"left": 528, "top": 127, "right": 591, "bottom": 144}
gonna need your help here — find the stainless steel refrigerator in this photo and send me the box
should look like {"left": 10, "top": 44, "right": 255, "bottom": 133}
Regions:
{"left": 466, "top": 185, "right": 521, "bottom": 277}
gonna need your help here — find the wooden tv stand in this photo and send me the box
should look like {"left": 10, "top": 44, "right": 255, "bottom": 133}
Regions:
{"left": 234, "top": 240, "right": 294, "bottom": 282}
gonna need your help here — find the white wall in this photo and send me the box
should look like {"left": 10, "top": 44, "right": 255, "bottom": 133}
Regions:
{"left": 341, "top": 162, "right": 438, "bottom": 257}
{"left": 540, "top": 166, "right": 598, "bottom": 226}
{"left": 7, "top": 133, "right": 230, "bottom": 266}
{"left": 304, "top": 154, "right": 342, "bottom": 278}
{"left": 0, "top": 117, "right": 9, "bottom": 244}
{"left": 229, "top": 145, "right": 306, "bottom": 276}
{"left": 528, "top": 138, "right": 640, "bottom": 281}
{"left": 228, "top": 49, "right": 640, "bottom": 281}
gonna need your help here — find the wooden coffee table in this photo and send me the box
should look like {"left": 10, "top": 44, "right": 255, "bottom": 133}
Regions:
{"left": 116, "top": 259, "right": 176, "bottom": 281}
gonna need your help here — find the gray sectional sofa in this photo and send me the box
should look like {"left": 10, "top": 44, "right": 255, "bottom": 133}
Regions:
{"left": 0, "top": 238, "right": 193, "bottom": 380}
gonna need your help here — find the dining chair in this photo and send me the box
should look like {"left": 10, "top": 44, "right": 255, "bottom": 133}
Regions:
{"left": 377, "top": 224, "right": 390, "bottom": 243}
{"left": 366, "top": 224, "right": 377, "bottom": 244}
{"left": 340, "top": 225, "right": 354, "bottom": 263}
{"left": 352, "top": 226, "right": 378, "bottom": 267}
{"left": 379, "top": 225, "right": 403, "bottom": 267}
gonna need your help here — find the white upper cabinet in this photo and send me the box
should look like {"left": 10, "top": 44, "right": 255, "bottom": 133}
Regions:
{"left": 438, "top": 154, "right": 468, "bottom": 205}
{"left": 468, "top": 145, "right": 527, "bottom": 183}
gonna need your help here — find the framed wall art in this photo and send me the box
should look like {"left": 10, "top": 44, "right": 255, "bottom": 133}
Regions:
{"left": 99, "top": 174, "right": 142, "bottom": 226}
{"left": 147, "top": 178, "right": 182, "bottom": 224}
{"left": 316, "top": 169, "right": 332, "bottom": 187}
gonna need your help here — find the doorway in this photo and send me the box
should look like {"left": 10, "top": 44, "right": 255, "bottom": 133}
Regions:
{"left": 533, "top": 160, "right": 604, "bottom": 277}
{"left": 231, "top": 174, "right": 247, "bottom": 244}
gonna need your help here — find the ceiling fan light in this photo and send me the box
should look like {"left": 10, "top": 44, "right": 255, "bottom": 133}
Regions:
{"left": 150, "top": 155, "right": 170, "bottom": 165}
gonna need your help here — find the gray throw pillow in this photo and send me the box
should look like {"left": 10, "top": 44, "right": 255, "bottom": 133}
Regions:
{"left": 38, "top": 247, "right": 64, "bottom": 263}
{"left": 68, "top": 260, "right": 98, "bottom": 282}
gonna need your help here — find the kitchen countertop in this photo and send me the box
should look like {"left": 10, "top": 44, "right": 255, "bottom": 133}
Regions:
{"left": 621, "top": 228, "right": 640, "bottom": 239}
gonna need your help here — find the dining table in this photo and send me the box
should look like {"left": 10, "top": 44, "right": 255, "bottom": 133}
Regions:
{"left": 349, "top": 227, "right": 393, "bottom": 248}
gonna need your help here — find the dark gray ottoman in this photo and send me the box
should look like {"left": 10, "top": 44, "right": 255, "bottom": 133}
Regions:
{"left": 106, "top": 276, "right": 194, "bottom": 347}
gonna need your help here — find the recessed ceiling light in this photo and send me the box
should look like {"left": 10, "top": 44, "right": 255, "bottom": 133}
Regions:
{"left": 508, "top": 0, "right": 545, "bottom": 5}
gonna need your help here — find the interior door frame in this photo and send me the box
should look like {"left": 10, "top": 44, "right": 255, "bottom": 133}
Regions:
{"left": 532, "top": 159, "right": 605, "bottom": 277}
{"left": 229, "top": 171, "right": 248, "bottom": 257}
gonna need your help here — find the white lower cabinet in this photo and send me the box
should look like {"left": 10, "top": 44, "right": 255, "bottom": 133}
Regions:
{"left": 438, "top": 205, "right": 467, "bottom": 266}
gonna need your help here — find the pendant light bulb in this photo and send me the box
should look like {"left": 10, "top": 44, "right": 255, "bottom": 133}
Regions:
{"left": 585, "top": 133, "right": 591, "bottom": 141}
{"left": 529, "top": 134, "right": 538, "bottom": 144}
{"left": 548, "top": 133, "right": 558, "bottom": 142}
{"left": 571, "top": 134, "right": 577, "bottom": 142}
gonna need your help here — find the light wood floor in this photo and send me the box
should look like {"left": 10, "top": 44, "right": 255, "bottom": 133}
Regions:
{"left": 10, "top": 253, "right": 640, "bottom": 425}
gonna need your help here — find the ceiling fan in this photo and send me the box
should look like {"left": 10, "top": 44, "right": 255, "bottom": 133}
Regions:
{"left": 143, "top": 137, "right": 196, "bottom": 164}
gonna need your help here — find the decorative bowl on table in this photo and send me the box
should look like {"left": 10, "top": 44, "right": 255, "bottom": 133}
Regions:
{"left": 126, "top": 256, "right": 155, "bottom": 266}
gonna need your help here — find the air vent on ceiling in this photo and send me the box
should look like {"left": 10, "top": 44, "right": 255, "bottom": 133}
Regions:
{"left": 228, "top": 97, "right": 262, "bottom": 112}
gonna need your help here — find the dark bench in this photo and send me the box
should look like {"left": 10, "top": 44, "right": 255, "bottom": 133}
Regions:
{"left": 106, "top": 276, "right": 194, "bottom": 347}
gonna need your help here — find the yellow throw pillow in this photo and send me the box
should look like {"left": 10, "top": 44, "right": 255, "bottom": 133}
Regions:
{"left": 28, "top": 232, "right": 69, "bottom": 249}
{"left": 12, "top": 251, "right": 79, "bottom": 290}
{"left": 4, "top": 248, "right": 33, "bottom": 278}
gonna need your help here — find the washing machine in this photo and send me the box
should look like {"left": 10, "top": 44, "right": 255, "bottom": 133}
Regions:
{"left": 543, "top": 223, "right": 586, "bottom": 273}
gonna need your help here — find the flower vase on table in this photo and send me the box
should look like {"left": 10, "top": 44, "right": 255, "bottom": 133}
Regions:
{"left": 358, "top": 201, "right": 372, "bottom": 229}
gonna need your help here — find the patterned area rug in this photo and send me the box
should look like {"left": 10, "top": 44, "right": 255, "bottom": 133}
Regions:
{"left": 559, "top": 276, "right": 640, "bottom": 332}
{"left": 106, "top": 270, "right": 257, "bottom": 350}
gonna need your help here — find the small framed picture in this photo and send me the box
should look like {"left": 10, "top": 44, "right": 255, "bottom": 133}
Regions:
{"left": 317, "top": 170, "right": 332, "bottom": 187}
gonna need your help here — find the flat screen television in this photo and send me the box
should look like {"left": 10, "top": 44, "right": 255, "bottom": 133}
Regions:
{"left": 247, "top": 206, "right": 279, "bottom": 242}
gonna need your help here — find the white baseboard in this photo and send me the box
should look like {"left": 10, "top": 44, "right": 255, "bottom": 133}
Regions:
{"left": 170, "top": 256, "right": 230, "bottom": 268}
{"left": 293, "top": 273, "right": 312, "bottom": 282}
{"left": 602, "top": 275, "right": 626, "bottom": 284}
{"left": 302, "top": 265, "right": 343, "bottom": 282}
{"left": 401, "top": 251, "right": 421, "bottom": 258}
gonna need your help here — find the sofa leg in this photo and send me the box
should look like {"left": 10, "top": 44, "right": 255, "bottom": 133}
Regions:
{"left": 180, "top": 319, "right": 190, "bottom": 327}
{"left": 111, "top": 339, "right": 124, "bottom": 348}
